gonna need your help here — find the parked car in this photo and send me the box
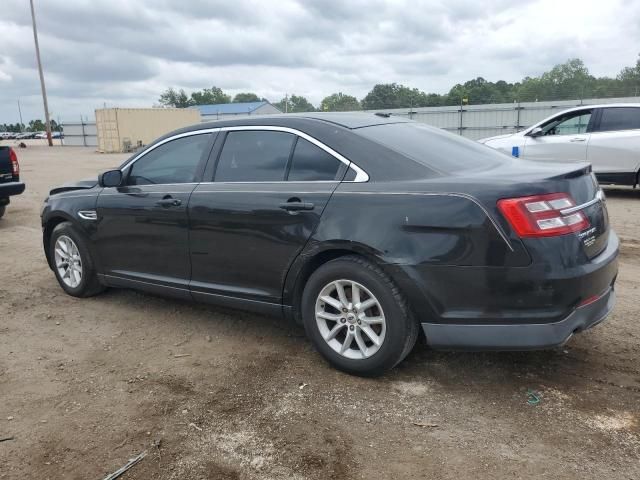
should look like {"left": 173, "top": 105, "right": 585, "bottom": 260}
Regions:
{"left": 41, "top": 114, "right": 618, "bottom": 376}
{"left": 16, "top": 132, "right": 36, "bottom": 140}
{"left": 0, "top": 146, "right": 25, "bottom": 218}
{"left": 479, "top": 104, "right": 640, "bottom": 187}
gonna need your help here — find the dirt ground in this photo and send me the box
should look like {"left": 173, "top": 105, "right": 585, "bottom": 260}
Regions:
{"left": 0, "top": 142, "right": 638, "bottom": 480}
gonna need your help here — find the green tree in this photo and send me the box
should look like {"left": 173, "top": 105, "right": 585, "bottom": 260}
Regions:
{"left": 538, "top": 58, "right": 595, "bottom": 99}
{"left": 28, "top": 119, "right": 46, "bottom": 132}
{"left": 232, "top": 92, "right": 262, "bottom": 103}
{"left": 361, "top": 83, "right": 432, "bottom": 109}
{"left": 275, "top": 94, "right": 316, "bottom": 112}
{"left": 190, "top": 86, "right": 231, "bottom": 105}
{"left": 320, "top": 92, "right": 360, "bottom": 112}
{"left": 617, "top": 54, "right": 640, "bottom": 92}
{"left": 158, "top": 88, "right": 193, "bottom": 107}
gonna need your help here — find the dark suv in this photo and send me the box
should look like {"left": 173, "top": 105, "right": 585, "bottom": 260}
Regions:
{"left": 41, "top": 114, "right": 618, "bottom": 376}
{"left": 0, "top": 146, "right": 25, "bottom": 218}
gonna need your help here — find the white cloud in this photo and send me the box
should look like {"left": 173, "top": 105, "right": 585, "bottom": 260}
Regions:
{"left": 0, "top": 0, "right": 638, "bottom": 123}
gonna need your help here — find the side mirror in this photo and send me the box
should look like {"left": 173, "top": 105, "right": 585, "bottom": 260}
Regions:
{"left": 527, "top": 127, "right": 543, "bottom": 137}
{"left": 99, "top": 169, "right": 123, "bottom": 188}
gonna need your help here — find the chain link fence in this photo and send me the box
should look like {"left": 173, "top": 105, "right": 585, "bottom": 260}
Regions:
{"left": 365, "top": 96, "right": 640, "bottom": 140}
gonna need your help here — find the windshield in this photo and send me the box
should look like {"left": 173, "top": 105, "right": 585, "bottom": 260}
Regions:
{"left": 355, "top": 122, "right": 508, "bottom": 175}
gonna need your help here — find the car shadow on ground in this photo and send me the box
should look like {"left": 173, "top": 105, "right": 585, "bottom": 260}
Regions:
{"left": 98, "top": 287, "right": 619, "bottom": 396}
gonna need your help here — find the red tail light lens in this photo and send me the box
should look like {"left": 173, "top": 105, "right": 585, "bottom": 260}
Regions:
{"left": 9, "top": 147, "right": 19, "bottom": 176}
{"left": 498, "top": 193, "right": 589, "bottom": 238}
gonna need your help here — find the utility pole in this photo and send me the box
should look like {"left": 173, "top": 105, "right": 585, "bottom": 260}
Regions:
{"left": 29, "top": 0, "right": 53, "bottom": 146}
{"left": 285, "top": 93, "right": 288, "bottom": 113}
{"left": 17, "top": 99, "right": 24, "bottom": 132}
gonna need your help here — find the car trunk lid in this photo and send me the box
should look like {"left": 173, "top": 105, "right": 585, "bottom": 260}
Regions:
{"left": 458, "top": 160, "right": 610, "bottom": 260}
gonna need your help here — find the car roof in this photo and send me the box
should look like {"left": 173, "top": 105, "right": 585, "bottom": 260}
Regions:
{"left": 191, "top": 112, "right": 412, "bottom": 131}
{"left": 556, "top": 103, "right": 640, "bottom": 114}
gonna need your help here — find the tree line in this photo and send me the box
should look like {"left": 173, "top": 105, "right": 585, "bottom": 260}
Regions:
{"left": 158, "top": 56, "right": 640, "bottom": 112}
{"left": 0, "top": 119, "right": 61, "bottom": 133}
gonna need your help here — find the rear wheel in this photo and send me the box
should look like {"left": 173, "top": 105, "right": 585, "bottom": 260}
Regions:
{"left": 301, "top": 255, "right": 418, "bottom": 376}
{"left": 50, "top": 222, "right": 105, "bottom": 297}
{"left": 0, "top": 205, "right": 5, "bottom": 219}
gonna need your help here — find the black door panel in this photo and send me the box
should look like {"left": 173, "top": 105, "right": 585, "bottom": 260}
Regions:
{"left": 188, "top": 183, "right": 337, "bottom": 303}
{"left": 93, "top": 132, "right": 214, "bottom": 293}
{"left": 95, "top": 184, "right": 195, "bottom": 292}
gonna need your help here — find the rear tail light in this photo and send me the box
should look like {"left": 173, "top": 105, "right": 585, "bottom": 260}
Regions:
{"left": 498, "top": 193, "right": 589, "bottom": 237}
{"left": 9, "top": 147, "right": 19, "bottom": 176}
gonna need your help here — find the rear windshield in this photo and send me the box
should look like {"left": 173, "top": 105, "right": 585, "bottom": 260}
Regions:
{"left": 355, "top": 122, "right": 508, "bottom": 174}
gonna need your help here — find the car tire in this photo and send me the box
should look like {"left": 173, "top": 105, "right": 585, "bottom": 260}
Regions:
{"left": 50, "top": 221, "right": 105, "bottom": 298}
{"left": 301, "top": 255, "right": 419, "bottom": 377}
{"left": 0, "top": 205, "right": 5, "bottom": 219}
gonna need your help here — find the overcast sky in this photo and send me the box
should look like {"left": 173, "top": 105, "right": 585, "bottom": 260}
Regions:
{"left": 0, "top": 0, "right": 638, "bottom": 124}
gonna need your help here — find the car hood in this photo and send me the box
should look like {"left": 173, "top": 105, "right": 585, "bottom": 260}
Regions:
{"left": 478, "top": 132, "right": 517, "bottom": 143}
{"left": 49, "top": 177, "right": 98, "bottom": 195}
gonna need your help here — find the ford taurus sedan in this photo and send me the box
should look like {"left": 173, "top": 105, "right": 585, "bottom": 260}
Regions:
{"left": 41, "top": 113, "right": 618, "bottom": 376}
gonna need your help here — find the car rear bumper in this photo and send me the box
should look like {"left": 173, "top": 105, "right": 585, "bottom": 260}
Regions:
{"left": 421, "top": 286, "right": 615, "bottom": 349}
{"left": 387, "top": 229, "right": 619, "bottom": 350}
{"left": 0, "top": 181, "right": 25, "bottom": 199}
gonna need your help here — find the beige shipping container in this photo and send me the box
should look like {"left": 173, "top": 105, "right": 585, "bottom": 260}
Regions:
{"left": 95, "top": 108, "right": 200, "bottom": 153}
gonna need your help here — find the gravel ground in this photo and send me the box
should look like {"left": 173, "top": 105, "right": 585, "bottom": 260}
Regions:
{"left": 0, "top": 143, "right": 638, "bottom": 480}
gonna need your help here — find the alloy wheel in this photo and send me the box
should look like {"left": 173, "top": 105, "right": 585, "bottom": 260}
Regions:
{"left": 315, "top": 279, "right": 387, "bottom": 360}
{"left": 54, "top": 235, "right": 83, "bottom": 288}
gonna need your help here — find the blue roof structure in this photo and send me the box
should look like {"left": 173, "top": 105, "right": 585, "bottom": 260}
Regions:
{"left": 195, "top": 101, "right": 269, "bottom": 115}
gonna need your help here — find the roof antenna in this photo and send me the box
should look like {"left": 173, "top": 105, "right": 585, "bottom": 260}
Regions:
{"left": 374, "top": 112, "right": 391, "bottom": 118}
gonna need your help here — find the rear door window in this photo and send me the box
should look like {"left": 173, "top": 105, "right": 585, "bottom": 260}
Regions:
{"left": 215, "top": 130, "right": 295, "bottom": 182}
{"left": 287, "top": 138, "right": 343, "bottom": 181}
{"left": 597, "top": 107, "right": 640, "bottom": 132}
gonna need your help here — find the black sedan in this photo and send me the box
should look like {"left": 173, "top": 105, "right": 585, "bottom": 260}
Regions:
{"left": 41, "top": 114, "right": 618, "bottom": 376}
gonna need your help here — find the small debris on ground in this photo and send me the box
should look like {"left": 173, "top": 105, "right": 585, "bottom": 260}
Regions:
{"left": 527, "top": 389, "right": 541, "bottom": 405}
{"left": 412, "top": 422, "right": 439, "bottom": 428}
{"left": 173, "top": 354, "right": 191, "bottom": 358}
{"left": 101, "top": 451, "right": 147, "bottom": 480}
{"left": 188, "top": 422, "right": 203, "bottom": 431}
{"left": 174, "top": 336, "right": 191, "bottom": 347}
{"left": 0, "top": 436, "right": 15, "bottom": 443}
{"left": 298, "top": 382, "right": 308, "bottom": 390}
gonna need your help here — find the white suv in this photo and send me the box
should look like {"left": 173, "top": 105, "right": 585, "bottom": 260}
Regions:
{"left": 479, "top": 104, "right": 640, "bottom": 187}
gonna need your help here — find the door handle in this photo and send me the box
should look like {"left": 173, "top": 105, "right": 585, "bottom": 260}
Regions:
{"left": 279, "top": 201, "right": 315, "bottom": 211}
{"left": 570, "top": 137, "right": 586, "bottom": 142}
{"left": 156, "top": 197, "right": 182, "bottom": 207}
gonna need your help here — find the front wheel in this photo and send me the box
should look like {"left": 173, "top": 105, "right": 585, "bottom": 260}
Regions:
{"left": 50, "top": 222, "right": 105, "bottom": 297}
{"left": 301, "top": 255, "right": 418, "bottom": 376}
{"left": 0, "top": 204, "right": 5, "bottom": 219}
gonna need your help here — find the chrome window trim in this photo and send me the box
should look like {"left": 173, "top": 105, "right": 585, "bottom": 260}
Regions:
{"left": 120, "top": 129, "right": 220, "bottom": 172}
{"left": 119, "top": 125, "right": 369, "bottom": 183}
{"left": 218, "top": 125, "right": 369, "bottom": 182}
